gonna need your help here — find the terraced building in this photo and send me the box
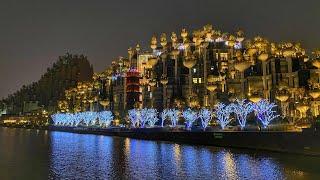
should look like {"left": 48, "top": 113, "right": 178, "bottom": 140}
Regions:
{"left": 59, "top": 24, "right": 320, "bottom": 126}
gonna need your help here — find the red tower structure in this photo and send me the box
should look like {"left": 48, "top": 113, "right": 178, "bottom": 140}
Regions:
{"left": 126, "top": 68, "right": 141, "bottom": 109}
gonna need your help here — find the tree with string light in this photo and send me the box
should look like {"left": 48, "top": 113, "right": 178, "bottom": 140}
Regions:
{"left": 254, "top": 99, "right": 280, "bottom": 128}
{"left": 98, "top": 111, "right": 114, "bottom": 127}
{"left": 161, "top": 109, "right": 169, "bottom": 127}
{"left": 231, "top": 99, "right": 254, "bottom": 130}
{"left": 168, "top": 109, "right": 180, "bottom": 127}
{"left": 128, "top": 109, "right": 140, "bottom": 128}
{"left": 198, "top": 108, "right": 213, "bottom": 131}
{"left": 182, "top": 108, "right": 198, "bottom": 130}
{"left": 147, "top": 108, "right": 159, "bottom": 127}
{"left": 215, "top": 103, "right": 232, "bottom": 130}
{"left": 140, "top": 108, "right": 149, "bottom": 128}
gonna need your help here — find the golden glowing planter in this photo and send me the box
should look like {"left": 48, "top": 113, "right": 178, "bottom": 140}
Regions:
{"left": 181, "top": 28, "right": 188, "bottom": 39}
{"left": 296, "top": 105, "right": 309, "bottom": 118}
{"left": 276, "top": 94, "right": 289, "bottom": 102}
{"left": 249, "top": 95, "right": 261, "bottom": 103}
{"left": 206, "top": 84, "right": 217, "bottom": 92}
{"left": 149, "top": 79, "right": 156, "bottom": 87}
{"left": 283, "top": 48, "right": 295, "bottom": 57}
{"left": 247, "top": 48, "right": 258, "bottom": 56}
{"left": 148, "top": 57, "right": 158, "bottom": 67}
{"left": 183, "top": 57, "right": 197, "bottom": 69}
{"left": 160, "top": 77, "right": 168, "bottom": 85}
{"left": 309, "top": 90, "right": 320, "bottom": 99}
{"left": 312, "top": 60, "right": 320, "bottom": 69}
{"left": 234, "top": 61, "right": 251, "bottom": 72}
{"left": 258, "top": 53, "right": 269, "bottom": 61}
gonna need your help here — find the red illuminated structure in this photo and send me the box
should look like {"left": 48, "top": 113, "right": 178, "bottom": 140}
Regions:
{"left": 126, "top": 68, "right": 141, "bottom": 109}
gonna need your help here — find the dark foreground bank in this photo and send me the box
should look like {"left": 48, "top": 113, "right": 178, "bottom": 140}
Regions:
{"left": 48, "top": 126, "right": 320, "bottom": 156}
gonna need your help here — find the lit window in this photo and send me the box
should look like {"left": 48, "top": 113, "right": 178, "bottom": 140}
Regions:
{"left": 193, "top": 78, "right": 198, "bottom": 83}
{"left": 193, "top": 68, "right": 197, "bottom": 73}
{"left": 216, "top": 53, "right": 228, "bottom": 60}
{"left": 198, "top": 78, "right": 202, "bottom": 83}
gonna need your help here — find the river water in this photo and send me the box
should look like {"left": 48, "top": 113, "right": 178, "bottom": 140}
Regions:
{"left": 0, "top": 127, "right": 320, "bottom": 180}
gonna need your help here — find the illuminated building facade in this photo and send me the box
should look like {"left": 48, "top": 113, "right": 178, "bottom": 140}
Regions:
{"left": 58, "top": 24, "right": 320, "bottom": 126}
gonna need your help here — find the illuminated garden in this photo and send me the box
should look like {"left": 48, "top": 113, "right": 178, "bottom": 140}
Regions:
{"left": 52, "top": 98, "right": 280, "bottom": 131}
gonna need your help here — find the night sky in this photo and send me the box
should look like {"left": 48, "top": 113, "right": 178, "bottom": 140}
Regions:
{"left": 0, "top": 0, "right": 319, "bottom": 98}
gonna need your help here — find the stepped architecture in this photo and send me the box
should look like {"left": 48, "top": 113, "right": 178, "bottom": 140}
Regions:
{"left": 58, "top": 24, "right": 319, "bottom": 126}
{"left": 0, "top": 53, "right": 93, "bottom": 115}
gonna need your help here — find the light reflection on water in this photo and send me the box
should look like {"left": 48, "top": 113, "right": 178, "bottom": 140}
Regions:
{"left": 1, "top": 128, "right": 320, "bottom": 179}
{"left": 48, "top": 131, "right": 320, "bottom": 180}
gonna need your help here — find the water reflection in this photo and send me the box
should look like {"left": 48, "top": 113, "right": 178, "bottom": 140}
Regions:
{"left": 0, "top": 127, "right": 50, "bottom": 179}
{"left": 1, "top": 128, "right": 319, "bottom": 179}
{"left": 47, "top": 131, "right": 320, "bottom": 179}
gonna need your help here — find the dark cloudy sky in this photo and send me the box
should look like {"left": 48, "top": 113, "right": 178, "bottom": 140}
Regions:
{"left": 0, "top": 0, "right": 319, "bottom": 98}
